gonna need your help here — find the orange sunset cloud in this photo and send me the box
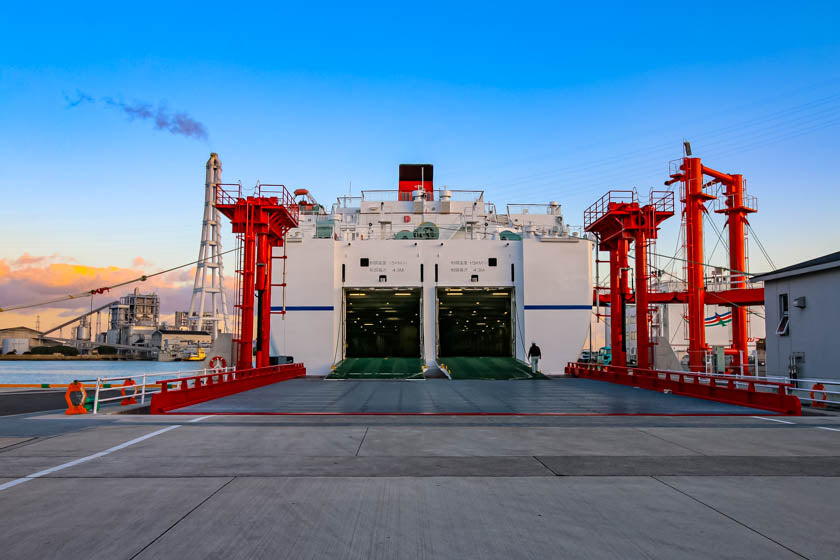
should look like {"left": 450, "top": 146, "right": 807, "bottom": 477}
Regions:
{"left": 0, "top": 254, "right": 202, "bottom": 332}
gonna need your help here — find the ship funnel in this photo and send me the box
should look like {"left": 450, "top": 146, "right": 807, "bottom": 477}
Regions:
{"left": 399, "top": 164, "right": 434, "bottom": 202}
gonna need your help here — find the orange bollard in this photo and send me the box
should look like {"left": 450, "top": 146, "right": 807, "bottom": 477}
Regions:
{"left": 810, "top": 383, "right": 827, "bottom": 408}
{"left": 65, "top": 381, "right": 88, "bottom": 415}
{"left": 120, "top": 378, "right": 138, "bottom": 405}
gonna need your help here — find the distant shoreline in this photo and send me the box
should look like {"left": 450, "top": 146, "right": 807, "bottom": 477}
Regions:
{"left": 0, "top": 355, "right": 152, "bottom": 361}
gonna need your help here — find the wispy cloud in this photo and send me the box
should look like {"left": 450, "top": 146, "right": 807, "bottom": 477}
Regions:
{"left": 13, "top": 252, "right": 77, "bottom": 266}
{"left": 65, "top": 90, "right": 209, "bottom": 141}
{"left": 65, "top": 90, "right": 94, "bottom": 108}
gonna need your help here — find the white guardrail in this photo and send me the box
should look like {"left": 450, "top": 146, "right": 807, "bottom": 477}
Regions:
{"left": 781, "top": 377, "right": 840, "bottom": 407}
{"left": 90, "top": 366, "right": 236, "bottom": 414}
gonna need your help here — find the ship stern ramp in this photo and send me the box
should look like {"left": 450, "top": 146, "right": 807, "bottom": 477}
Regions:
{"left": 333, "top": 287, "right": 423, "bottom": 379}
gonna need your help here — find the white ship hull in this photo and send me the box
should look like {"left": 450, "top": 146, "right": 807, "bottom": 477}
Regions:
{"left": 268, "top": 184, "right": 593, "bottom": 376}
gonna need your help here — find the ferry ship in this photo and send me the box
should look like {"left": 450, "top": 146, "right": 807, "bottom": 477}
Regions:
{"left": 272, "top": 164, "right": 593, "bottom": 377}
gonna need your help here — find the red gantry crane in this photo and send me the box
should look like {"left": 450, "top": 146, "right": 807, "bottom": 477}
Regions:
{"left": 584, "top": 190, "right": 674, "bottom": 368}
{"left": 215, "top": 183, "right": 300, "bottom": 370}
{"left": 586, "top": 154, "right": 763, "bottom": 373}
{"left": 663, "top": 156, "right": 759, "bottom": 372}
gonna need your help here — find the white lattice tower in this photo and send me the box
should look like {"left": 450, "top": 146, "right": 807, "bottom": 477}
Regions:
{"left": 188, "top": 152, "right": 230, "bottom": 336}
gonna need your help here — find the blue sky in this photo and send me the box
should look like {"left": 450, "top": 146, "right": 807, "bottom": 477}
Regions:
{"left": 1, "top": 0, "right": 839, "bottom": 284}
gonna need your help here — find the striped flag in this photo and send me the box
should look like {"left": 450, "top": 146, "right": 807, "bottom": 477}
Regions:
{"left": 681, "top": 311, "right": 733, "bottom": 327}
{"left": 704, "top": 311, "right": 732, "bottom": 327}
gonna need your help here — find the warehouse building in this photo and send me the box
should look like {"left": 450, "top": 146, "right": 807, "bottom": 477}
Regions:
{"left": 752, "top": 250, "right": 840, "bottom": 383}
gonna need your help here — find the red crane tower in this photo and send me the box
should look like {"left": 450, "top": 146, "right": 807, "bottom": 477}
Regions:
{"left": 584, "top": 190, "right": 674, "bottom": 368}
{"left": 664, "top": 157, "right": 757, "bottom": 372}
{"left": 215, "top": 183, "right": 300, "bottom": 370}
{"left": 587, "top": 155, "right": 762, "bottom": 374}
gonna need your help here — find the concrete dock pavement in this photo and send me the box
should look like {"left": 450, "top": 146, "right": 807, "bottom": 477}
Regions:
{"left": 0, "top": 411, "right": 838, "bottom": 559}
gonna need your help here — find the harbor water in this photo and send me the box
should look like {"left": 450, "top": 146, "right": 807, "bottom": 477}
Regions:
{"left": 0, "top": 361, "right": 208, "bottom": 385}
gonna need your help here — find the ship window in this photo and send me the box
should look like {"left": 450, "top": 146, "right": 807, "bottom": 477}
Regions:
{"left": 360, "top": 258, "right": 369, "bottom": 267}
{"left": 488, "top": 258, "right": 497, "bottom": 267}
{"left": 777, "top": 293, "right": 790, "bottom": 336}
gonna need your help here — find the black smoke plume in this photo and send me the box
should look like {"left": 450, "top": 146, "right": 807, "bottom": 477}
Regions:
{"left": 65, "top": 90, "right": 208, "bottom": 141}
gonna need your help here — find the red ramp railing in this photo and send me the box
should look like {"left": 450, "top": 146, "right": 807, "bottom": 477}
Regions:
{"left": 565, "top": 362, "right": 801, "bottom": 415}
{"left": 150, "top": 363, "right": 305, "bottom": 414}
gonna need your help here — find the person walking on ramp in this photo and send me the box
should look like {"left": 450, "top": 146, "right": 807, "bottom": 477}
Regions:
{"left": 527, "top": 341, "right": 542, "bottom": 374}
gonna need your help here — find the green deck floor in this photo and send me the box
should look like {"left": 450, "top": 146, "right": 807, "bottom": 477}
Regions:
{"left": 328, "top": 357, "right": 425, "bottom": 379}
{"left": 440, "top": 356, "right": 543, "bottom": 380}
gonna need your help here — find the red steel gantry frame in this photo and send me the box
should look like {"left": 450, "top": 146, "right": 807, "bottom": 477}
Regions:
{"left": 215, "top": 183, "right": 299, "bottom": 370}
{"left": 586, "top": 156, "right": 761, "bottom": 374}
{"left": 664, "top": 157, "right": 757, "bottom": 372}
{"left": 584, "top": 191, "right": 674, "bottom": 368}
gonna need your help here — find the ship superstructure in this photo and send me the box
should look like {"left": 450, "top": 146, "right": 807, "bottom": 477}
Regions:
{"left": 272, "top": 164, "right": 593, "bottom": 375}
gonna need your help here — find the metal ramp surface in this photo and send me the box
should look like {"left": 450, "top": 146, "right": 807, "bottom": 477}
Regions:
{"left": 168, "top": 378, "right": 778, "bottom": 415}
{"left": 328, "top": 357, "right": 425, "bottom": 379}
{"left": 441, "top": 357, "right": 541, "bottom": 380}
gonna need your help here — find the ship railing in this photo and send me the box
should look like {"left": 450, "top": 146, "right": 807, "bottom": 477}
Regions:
{"left": 335, "top": 218, "right": 589, "bottom": 241}
{"left": 338, "top": 224, "right": 439, "bottom": 241}
{"left": 567, "top": 225, "right": 586, "bottom": 237}
{"left": 339, "top": 220, "right": 538, "bottom": 241}
{"left": 651, "top": 279, "right": 687, "bottom": 292}
{"left": 336, "top": 196, "right": 363, "bottom": 209}
{"left": 361, "top": 190, "right": 402, "bottom": 201}
{"left": 506, "top": 203, "right": 562, "bottom": 216}
{"left": 704, "top": 274, "right": 759, "bottom": 291}
{"left": 359, "top": 189, "right": 485, "bottom": 202}
{"left": 89, "top": 366, "right": 236, "bottom": 414}
{"left": 648, "top": 277, "right": 759, "bottom": 292}
{"left": 437, "top": 189, "right": 485, "bottom": 201}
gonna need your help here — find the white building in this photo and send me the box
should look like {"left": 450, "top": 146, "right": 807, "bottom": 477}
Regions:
{"left": 752, "top": 251, "right": 840, "bottom": 383}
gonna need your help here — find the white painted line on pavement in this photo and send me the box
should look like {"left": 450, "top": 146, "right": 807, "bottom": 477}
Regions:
{"left": 752, "top": 416, "right": 795, "bottom": 424}
{"left": 816, "top": 426, "right": 840, "bottom": 432}
{"left": 0, "top": 424, "right": 182, "bottom": 493}
{"left": 188, "top": 416, "right": 212, "bottom": 423}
